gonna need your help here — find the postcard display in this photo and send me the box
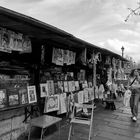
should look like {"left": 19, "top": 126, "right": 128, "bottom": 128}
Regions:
{"left": 41, "top": 47, "right": 94, "bottom": 117}
{"left": 0, "top": 27, "right": 37, "bottom": 110}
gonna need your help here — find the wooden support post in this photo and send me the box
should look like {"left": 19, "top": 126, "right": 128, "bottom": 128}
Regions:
{"left": 92, "top": 51, "right": 96, "bottom": 101}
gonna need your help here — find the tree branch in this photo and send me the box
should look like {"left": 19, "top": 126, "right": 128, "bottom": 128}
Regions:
{"left": 125, "top": 3, "right": 140, "bottom": 22}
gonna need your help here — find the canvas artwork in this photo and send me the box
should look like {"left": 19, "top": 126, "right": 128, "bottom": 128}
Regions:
{"left": 27, "top": 86, "right": 37, "bottom": 104}
{"left": 44, "top": 95, "right": 59, "bottom": 113}
{"left": 40, "top": 83, "right": 48, "bottom": 97}
{"left": 19, "top": 88, "right": 28, "bottom": 105}
{"left": 0, "top": 89, "right": 7, "bottom": 108}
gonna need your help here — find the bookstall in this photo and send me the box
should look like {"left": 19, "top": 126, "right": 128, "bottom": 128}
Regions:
{"left": 0, "top": 6, "right": 128, "bottom": 140}
{"left": 39, "top": 42, "right": 96, "bottom": 118}
{"left": 0, "top": 25, "right": 41, "bottom": 140}
{"left": 93, "top": 51, "right": 129, "bottom": 107}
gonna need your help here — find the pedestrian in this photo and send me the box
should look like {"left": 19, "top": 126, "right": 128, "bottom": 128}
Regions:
{"left": 129, "top": 69, "right": 140, "bottom": 122}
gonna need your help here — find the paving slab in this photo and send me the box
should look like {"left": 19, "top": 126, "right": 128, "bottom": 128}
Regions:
{"left": 21, "top": 99, "right": 140, "bottom": 140}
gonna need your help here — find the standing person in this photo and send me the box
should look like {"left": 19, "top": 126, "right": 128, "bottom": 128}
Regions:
{"left": 129, "top": 69, "right": 140, "bottom": 122}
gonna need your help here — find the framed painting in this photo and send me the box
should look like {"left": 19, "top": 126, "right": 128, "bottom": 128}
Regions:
{"left": 27, "top": 86, "right": 37, "bottom": 104}
{"left": 44, "top": 95, "right": 59, "bottom": 113}
{"left": 40, "top": 83, "right": 48, "bottom": 97}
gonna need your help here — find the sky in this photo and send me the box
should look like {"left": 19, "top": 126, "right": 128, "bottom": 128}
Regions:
{"left": 1, "top": 0, "right": 140, "bottom": 63}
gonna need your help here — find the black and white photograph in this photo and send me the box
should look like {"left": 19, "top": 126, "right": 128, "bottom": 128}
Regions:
{"left": 27, "top": 86, "right": 37, "bottom": 104}
{"left": 40, "top": 83, "right": 48, "bottom": 97}
{"left": 1, "top": 0, "right": 140, "bottom": 140}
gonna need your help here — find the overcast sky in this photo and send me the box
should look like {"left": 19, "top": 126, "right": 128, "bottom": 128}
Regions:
{"left": 1, "top": 0, "right": 140, "bottom": 63}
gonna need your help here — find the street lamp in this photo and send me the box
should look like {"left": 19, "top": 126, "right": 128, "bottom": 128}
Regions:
{"left": 121, "top": 46, "right": 124, "bottom": 57}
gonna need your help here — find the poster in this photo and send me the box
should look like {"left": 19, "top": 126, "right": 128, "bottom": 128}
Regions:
{"left": 63, "top": 50, "right": 69, "bottom": 65}
{"left": 52, "top": 48, "right": 63, "bottom": 66}
{"left": 68, "top": 81, "right": 73, "bottom": 92}
{"left": 47, "top": 80, "right": 54, "bottom": 96}
{"left": 64, "top": 81, "right": 69, "bottom": 92}
{"left": 19, "top": 88, "right": 28, "bottom": 105}
{"left": 68, "top": 51, "right": 73, "bottom": 65}
{"left": 71, "top": 52, "right": 76, "bottom": 64}
{"left": 44, "top": 95, "right": 59, "bottom": 113}
{"left": 71, "top": 81, "right": 75, "bottom": 91}
{"left": 83, "top": 89, "right": 89, "bottom": 103}
{"left": 27, "top": 86, "right": 37, "bottom": 104}
{"left": 75, "top": 81, "right": 80, "bottom": 90}
{"left": 57, "top": 81, "right": 64, "bottom": 93}
{"left": 40, "top": 83, "right": 48, "bottom": 97}
{"left": 57, "top": 93, "right": 67, "bottom": 114}
{"left": 0, "top": 28, "right": 11, "bottom": 53}
{"left": 0, "top": 89, "right": 7, "bottom": 108}
{"left": 78, "top": 91, "right": 84, "bottom": 104}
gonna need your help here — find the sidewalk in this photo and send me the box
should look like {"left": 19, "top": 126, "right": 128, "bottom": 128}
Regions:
{"left": 23, "top": 97, "right": 140, "bottom": 140}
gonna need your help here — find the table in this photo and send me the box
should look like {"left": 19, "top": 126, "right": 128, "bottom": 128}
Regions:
{"left": 28, "top": 115, "right": 62, "bottom": 140}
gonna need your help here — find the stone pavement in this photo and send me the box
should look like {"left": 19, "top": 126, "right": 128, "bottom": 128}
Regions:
{"left": 23, "top": 97, "right": 140, "bottom": 140}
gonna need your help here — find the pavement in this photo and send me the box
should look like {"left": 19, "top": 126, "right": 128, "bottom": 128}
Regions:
{"left": 22, "top": 97, "right": 140, "bottom": 140}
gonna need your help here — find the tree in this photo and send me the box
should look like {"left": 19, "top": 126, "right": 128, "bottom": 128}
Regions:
{"left": 125, "top": 1, "right": 140, "bottom": 22}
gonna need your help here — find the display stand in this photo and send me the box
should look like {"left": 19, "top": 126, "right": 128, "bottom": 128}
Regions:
{"left": 23, "top": 104, "right": 40, "bottom": 123}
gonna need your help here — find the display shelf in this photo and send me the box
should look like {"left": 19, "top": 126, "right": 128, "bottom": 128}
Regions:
{"left": 0, "top": 78, "right": 30, "bottom": 81}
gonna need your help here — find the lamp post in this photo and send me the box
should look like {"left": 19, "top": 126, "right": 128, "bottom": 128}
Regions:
{"left": 121, "top": 46, "right": 124, "bottom": 57}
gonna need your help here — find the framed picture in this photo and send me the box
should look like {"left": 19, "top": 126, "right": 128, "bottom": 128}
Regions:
{"left": 44, "top": 95, "right": 59, "bottom": 113}
{"left": 7, "top": 88, "right": 19, "bottom": 106}
{"left": 8, "top": 88, "right": 19, "bottom": 106}
{"left": 19, "top": 88, "right": 28, "bottom": 105}
{"left": 0, "top": 89, "right": 7, "bottom": 108}
{"left": 27, "top": 86, "right": 37, "bottom": 104}
{"left": 40, "top": 83, "right": 48, "bottom": 97}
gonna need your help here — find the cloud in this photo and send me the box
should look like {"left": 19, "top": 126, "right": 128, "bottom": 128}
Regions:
{"left": 2, "top": 0, "right": 43, "bottom": 3}
{"left": 120, "top": 29, "right": 140, "bottom": 37}
{"left": 0, "top": 0, "right": 140, "bottom": 63}
{"left": 98, "top": 38, "right": 140, "bottom": 62}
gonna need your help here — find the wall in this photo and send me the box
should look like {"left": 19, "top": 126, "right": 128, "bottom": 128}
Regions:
{"left": 0, "top": 108, "right": 29, "bottom": 140}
